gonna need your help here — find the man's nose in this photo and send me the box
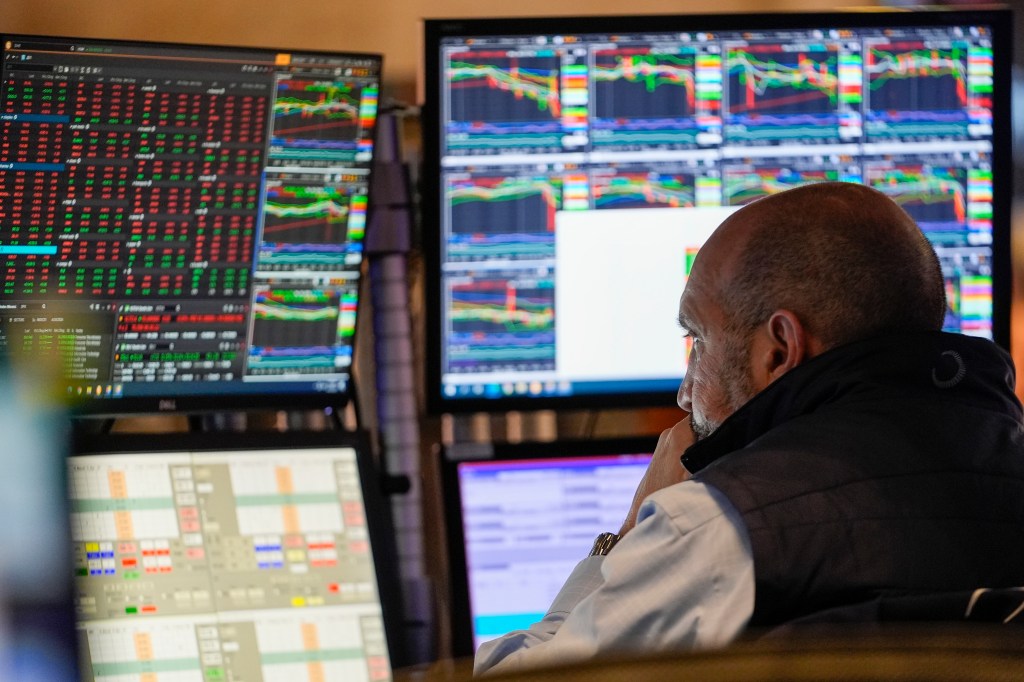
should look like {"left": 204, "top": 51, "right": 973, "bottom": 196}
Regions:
{"left": 677, "top": 374, "right": 692, "bottom": 412}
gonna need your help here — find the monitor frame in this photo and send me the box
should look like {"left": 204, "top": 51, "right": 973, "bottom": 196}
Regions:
{"left": 0, "top": 32, "right": 384, "bottom": 417}
{"left": 421, "top": 8, "right": 1014, "bottom": 414}
{"left": 71, "top": 428, "right": 407, "bottom": 673}
{"left": 440, "top": 436, "right": 658, "bottom": 657}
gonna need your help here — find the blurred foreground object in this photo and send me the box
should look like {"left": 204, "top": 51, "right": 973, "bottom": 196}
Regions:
{"left": 0, "top": 361, "right": 78, "bottom": 680}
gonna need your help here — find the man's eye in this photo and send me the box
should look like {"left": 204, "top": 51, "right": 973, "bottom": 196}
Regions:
{"left": 684, "top": 334, "right": 701, "bottom": 355}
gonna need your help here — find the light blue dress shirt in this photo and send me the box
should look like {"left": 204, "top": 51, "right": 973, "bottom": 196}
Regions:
{"left": 474, "top": 480, "right": 755, "bottom": 675}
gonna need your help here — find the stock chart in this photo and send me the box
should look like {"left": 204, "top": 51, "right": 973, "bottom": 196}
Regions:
{"left": 447, "top": 275, "right": 556, "bottom": 375}
{"left": 725, "top": 44, "right": 843, "bottom": 143}
{"left": 433, "top": 19, "right": 1003, "bottom": 403}
{"left": 446, "top": 175, "right": 562, "bottom": 261}
{"left": 591, "top": 171, "right": 697, "bottom": 209}
{"left": 0, "top": 36, "right": 382, "bottom": 406}
{"left": 447, "top": 51, "right": 565, "bottom": 152}
{"left": 591, "top": 47, "right": 707, "bottom": 147}
{"left": 865, "top": 40, "right": 971, "bottom": 138}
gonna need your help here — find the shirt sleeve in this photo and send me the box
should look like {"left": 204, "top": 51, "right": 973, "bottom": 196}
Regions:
{"left": 473, "top": 481, "right": 755, "bottom": 676}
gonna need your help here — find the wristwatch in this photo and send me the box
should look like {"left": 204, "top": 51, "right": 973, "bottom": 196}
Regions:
{"left": 589, "top": 531, "right": 620, "bottom": 556}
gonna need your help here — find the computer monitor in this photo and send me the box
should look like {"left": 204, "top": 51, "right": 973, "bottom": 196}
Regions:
{"left": 441, "top": 437, "right": 657, "bottom": 656}
{"left": 0, "top": 34, "right": 382, "bottom": 414}
{"left": 422, "top": 8, "right": 1012, "bottom": 413}
{"left": 70, "top": 431, "right": 402, "bottom": 681}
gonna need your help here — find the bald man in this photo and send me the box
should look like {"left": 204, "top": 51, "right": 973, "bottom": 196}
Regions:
{"left": 475, "top": 182, "right": 1024, "bottom": 675}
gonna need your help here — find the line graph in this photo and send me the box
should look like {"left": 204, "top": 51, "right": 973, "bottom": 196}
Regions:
{"left": 446, "top": 50, "right": 563, "bottom": 152}
{"left": 447, "top": 175, "right": 560, "bottom": 261}
{"left": 866, "top": 164, "right": 968, "bottom": 234}
{"left": 272, "top": 79, "right": 368, "bottom": 149}
{"left": 590, "top": 46, "right": 718, "bottom": 148}
{"left": 594, "top": 49, "right": 697, "bottom": 118}
{"left": 592, "top": 171, "right": 696, "bottom": 209}
{"left": 724, "top": 166, "right": 839, "bottom": 205}
{"left": 264, "top": 183, "right": 352, "bottom": 244}
{"left": 865, "top": 40, "right": 970, "bottom": 139}
{"left": 728, "top": 47, "right": 838, "bottom": 113}
{"left": 252, "top": 289, "right": 341, "bottom": 350}
{"left": 448, "top": 53, "right": 561, "bottom": 121}
{"left": 725, "top": 44, "right": 841, "bottom": 143}
{"left": 447, "top": 276, "right": 555, "bottom": 373}
{"left": 247, "top": 286, "right": 358, "bottom": 375}
{"left": 259, "top": 172, "right": 368, "bottom": 271}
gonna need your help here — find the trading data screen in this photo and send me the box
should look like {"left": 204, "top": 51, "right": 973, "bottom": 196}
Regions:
{"left": 70, "top": 445, "right": 393, "bottom": 682}
{"left": 0, "top": 35, "right": 381, "bottom": 412}
{"left": 427, "top": 15, "right": 1007, "bottom": 409}
{"left": 455, "top": 453, "right": 650, "bottom": 650}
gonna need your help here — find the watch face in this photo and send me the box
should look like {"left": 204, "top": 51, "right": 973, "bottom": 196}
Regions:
{"left": 591, "top": 532, "right": 620, "bottom": 556}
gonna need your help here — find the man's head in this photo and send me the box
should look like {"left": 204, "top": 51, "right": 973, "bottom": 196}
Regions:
{"left": 678, "top": 181, "right": 946, "bottom": 440}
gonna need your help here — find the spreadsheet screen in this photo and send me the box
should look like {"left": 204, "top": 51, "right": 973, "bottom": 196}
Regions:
{"left": 70, "top": 445, "right": 392, "bottom": 682}
{"left": 456, "top": 453, "right": 650, "bottom": 649}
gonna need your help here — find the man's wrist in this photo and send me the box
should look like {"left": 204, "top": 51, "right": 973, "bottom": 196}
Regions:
{"left": 589, "top": 531, "right": 620, "bottom": 556}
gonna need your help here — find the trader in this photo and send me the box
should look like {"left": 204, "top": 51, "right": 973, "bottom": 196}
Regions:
{"left": 475, "top": 182, "right": 1024, "bottom": 675}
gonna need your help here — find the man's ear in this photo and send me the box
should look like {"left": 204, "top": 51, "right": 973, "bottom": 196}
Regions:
{"left": 754, "top": 309, "right": 811, "bottom": 388}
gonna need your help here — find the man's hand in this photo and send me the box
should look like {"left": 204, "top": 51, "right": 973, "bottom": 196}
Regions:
{"left": 619, "top": 416, "right": 695, "bottom": 536}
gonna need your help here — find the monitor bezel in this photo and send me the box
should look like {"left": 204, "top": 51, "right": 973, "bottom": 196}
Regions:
{"left": 71, "top": 428, "right": 407, "bottom": 671}
{"left": 0, "top": 32, "right": 384, "bottom": 417}
{"left": 440, "top": 435, "right": 658, "bottom": 657}
{"left": 421, "top": 8, "right": 1014, "bottom": 415}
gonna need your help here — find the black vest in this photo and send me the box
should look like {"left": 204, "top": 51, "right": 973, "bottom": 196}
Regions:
{"left": 682, "top": 332, "right": 1024, "bottom": 627}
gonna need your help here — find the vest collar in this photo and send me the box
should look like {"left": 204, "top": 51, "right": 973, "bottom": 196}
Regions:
{"left": 681, "top": 331, "right": 1020, "bottom": 475}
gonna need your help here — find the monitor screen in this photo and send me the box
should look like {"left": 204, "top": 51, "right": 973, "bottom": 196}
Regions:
{"left": 0, "top": 34, "right": 382, "bottom": 414}
{"left": 70, "top": 431, "right": 401, "bottom": 681}
{"left": 441, "top": 437, "right": 656, "bottom": 655}
{"left": 422, "top": 9, "right": 1012, "bottom": 413}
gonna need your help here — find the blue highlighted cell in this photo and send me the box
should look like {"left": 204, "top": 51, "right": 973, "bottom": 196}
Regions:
{"left": 0, "top": 163, "right": 64, "bottom": 172}
{"left": 257, "top": 562, "right": 284, "bottom": 569}
{"left": 0, "top": 113, "right": 68, "bottom": 123}
{"left": 474, "top": 613, "right": 545, "bottom": 636}
{"left": 0, "top": 245, "right": 58, "bottom": 255}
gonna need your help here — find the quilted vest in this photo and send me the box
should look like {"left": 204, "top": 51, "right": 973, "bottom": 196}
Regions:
{"left": 682, "top": 332, "right": 1024, "bottom": 627}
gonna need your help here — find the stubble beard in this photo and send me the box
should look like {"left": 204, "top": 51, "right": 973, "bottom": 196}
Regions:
{"left": 690, "top": 412, "right": 717, "bottom": 442}
{"left": 690, "top": 335, "right": 757, "bottom": 443}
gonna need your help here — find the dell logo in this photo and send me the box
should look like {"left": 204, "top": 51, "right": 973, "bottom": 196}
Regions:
{"left": 158, "top": 399, "right": 177, "bottom": 411}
